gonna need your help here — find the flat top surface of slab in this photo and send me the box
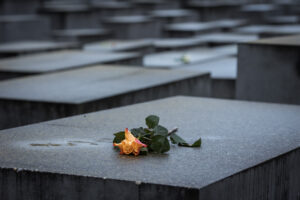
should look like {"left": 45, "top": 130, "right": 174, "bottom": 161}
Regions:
{"left": 166, "top": 19, "right": 245, "bottom": 31}
{"left": 144, "top": 45, "right": 237, "bottom": 68}
{"left": 153, "top": 37, "right": 206, "bottom": 48}
{"left": 92, "top": 1, "right": 132, "bottom": 9}
{"left": 178, "top": 57, "right": 237, "bottom": 79}
{"left": 0, "top": 96, "right": 299, "bottom": 189}
{"left": 0, "top": 65, "right": 208, "bottom": 104}
{"left": 103, "top": 15, "right": 152, "bottom": 23}
{"left": 0, "top": 50, "right": 140, "bottom": 73}
{"left": 235, "top": 25, "right": 300, "bottom": 34}
{"left": 246, "top": 35, "right": 300, "bottom": 46}
{"left": 199, "top": 33, "right": 258, "bottom": 43}
{"left": 41, "top": 4, "right": 90, "bottom": 12}
{"left": 52, "top": 28, "right": 110, "bottom": 37}
{"left": 241, "top": 4, "right": 278, "bottom": 12}
{"left": 0, "top": 41, "right": 78, "bottom": 53}
{"left": 84, "top": 39, "right": 153, "bottom": 52}
{"left": 150, "top": 9, "right": 195, "bottom": 17}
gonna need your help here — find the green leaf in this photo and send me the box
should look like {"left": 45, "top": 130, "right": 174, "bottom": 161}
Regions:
{"left": 113, "top": 131, "right": 125, "bottom": 143}
{"left": 145, "top": 115, "right": 159, "bottom": 129}
{"left": 131, "top": 127, "right": 147, "bottom": 137}
{"left": 170, "top": 133, "right": 186, "bottom": 144}
{"left": 139, "top": 147, "right": 148, "bottom": 155}
{"left": 153, "top": 125, "right": 168, "bottom": 136}
{"left": 178, "top": 138, "right": 202, "bottom": 148}
{"left": 149, "top": 135, "right": 170, "bottom": 153}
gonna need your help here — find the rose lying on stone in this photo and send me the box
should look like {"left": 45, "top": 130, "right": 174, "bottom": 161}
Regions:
{"left": 113, "top": 115, "right": 201, "bottom": 156}
{"left": 113, "top": 128, "right": 147, "bottom": 156}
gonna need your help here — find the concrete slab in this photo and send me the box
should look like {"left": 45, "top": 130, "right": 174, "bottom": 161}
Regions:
{"left": 236, "top": 35, "right": 300, "bottom": 105}
{"left": 152, "top": 37, "right": 207, "bottom": 51}
{"left": 150, "top": 9, "right": 198, "bottom": 23}
{"left": 0, "top": 0, "right": 40, "bottom": 14}
{"left": 84, "top": 39, "right": 154, "bottom": 55}
{"left": 52, "top": 28, "right": 111, "bottom": 44}
{"left": 179, "top": 57, "right": 237, "bottom": 99}
{"left": 131, "top": 0, "right": 179, "bottom": 13}
{"left": 92, "top": 1, "right": 134, "bottom": 17}
{"left": 0, "top": 50, "right": 142, "bottom": 80}
{"left": 0, "top": 15, "right": 51, "bottom": 42}
{"left": 39, "top": 4, "right": 98, "bottom": 29}
{"left": 0, "top": 66, "right": 210, "bottom": 129}
{"left": 198, "top": 33, "right": 258, "bottom": 46}
{"left": 0, "top": 96, "right": 299, "bottom": 199}
{"left": 263, "top": 15, "right": 300, "bottom": 25}
{"left": 0, "top": 41, "right": 80, "bottom": 58}
{"left": 235, "top": 25, "right": 300, "bottom": 38}
{"left": 144, "top": 45, "right": 237, "bottom": 68}
{"left": 187, "top": 1, "right": 242, "bottom": 20}
{"left": 165, "top": 19, "right": 246, "bottom": 37}
{"left": 102, "top": 15, "right": 160, "bottom": 39}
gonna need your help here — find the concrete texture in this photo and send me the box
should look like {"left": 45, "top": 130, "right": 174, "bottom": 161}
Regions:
{"left": 179, "top": 57, "right": 237, "bottom": 99}
{"left": 84, "top": 39, "right": 154, "bottom": 55}
{"left": 39, "top": 4, "right": 99, "bottom": 29}
{"left": 0, "top": 15, "right": 51, "bottom": 42}
{"left": 152, "top": 37, "right": 207, "bottom": 51}
{"left": 0, "top": 66, "right": 210, "bottom": 129}
{"left": 235, "top": 25, "right": 300, "bottom": 38}
{"left": 236, "top": 35, "right": 300, "bottom": 105}
{"left": 198, "top": 33, "right": 258, "bottom": 46}
{"left": 0, "top": 0, "right": 40, "bottom": 14}
{"left": 165, "top": 19, "right": 246, "bottom": 37}
{"left": 0, "top": 41, "right": 80, "bottom": 58}
{"left": 52, "top": 28, "right": 111, "bottom": 44}
{"left": 0, "top": 50, "right": 142, "bottom": 80}
{"left": 187, "top": 1, "right": 242, "bottom": 21}
{"left": 102, "top": 15, "right": 160, "bottom": 39}
{"left": 143, "top": 45, "right": 237, "bottom": 68}
{"left": 92, "top": 1, "right": 133, "bottom": 17}
{"left": 0, "top": 96, "right": 299, "bottom": 199}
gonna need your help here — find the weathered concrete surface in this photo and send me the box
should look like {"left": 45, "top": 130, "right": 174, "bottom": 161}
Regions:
{"left": 236, "top": 35, "right": 300, "bottom": 105}
{"left": 39, "top": 4, "right": 99, "bottom": 29}
{"left": 52, "top": 28, "right": 111, "bottom": 44}
{"left": 0, "top": 15, "right": 51, "bottom": 42}
{"left": 0, "top": 66, "right": 210, "bottom": 129}
{"left": 180, "top": 57, "right": 237, "bottom": 99}
{"left": 0, "top": 41, "right": 80, "bottom": 58}
{"left": 144, "top": 45, "right": 237, "bottom": 68}
{"left": 84, "top": 39, "right": 154, "bottom": 55}
{"left": 235, "top": 25, "right": 300, "bottom": 38}
{"left": 198, "top": 33, "right": 258, "bottom": 46}
{"left": 102, "top": 15, "right": 160, "bottom": 39}
{"left": 0, "top": 96, "right": 299, "bottom": 200}
{"left": 165, "top": 19, "right": 246, "bottom": 37}
{"left": 0, "top": 50, "right": 142, "bottom": 80}
{"left": 187, "top": 1, "right": 242, "bottom": 20}
{"left": 152, "top": 37, "right": 207, "bottom": 51}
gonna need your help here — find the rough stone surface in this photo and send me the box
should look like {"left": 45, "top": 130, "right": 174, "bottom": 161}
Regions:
{"left": 236, "top": 35, "right": 300, "bottom": 105}
{"left": 0, "top": 66, "right": 210, "bottom": 129}
{"left": 84, "top": 39, "right": 154, "bottom": 55}
{"left": 0, "top": 96, "right": 299, "bottom": 199}
{"left": 143, "top": 45, "right": 237, "bottom": 68}
{"left": 0, "top": 41, "right": 80, "bottom": 57}
{"left": 0, "top": 50, "right": 142, "bottom": 79}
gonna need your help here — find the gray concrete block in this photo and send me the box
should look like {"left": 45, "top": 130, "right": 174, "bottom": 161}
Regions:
{"left": 152, "top": 37, "right": 207, "bottom": 51}
{"left": 0, "top": 41, "right": 80, "bottom": 58}
{"left": 239, "top": 4, "right": 281, "bottom": 23}
{"left": 102, "top": 15, "right": 160, "bottom": 39}
{"left": 0, "top": 0, "right": 40, "bottom": 14}
{"left": 131, "top": 0, "right": 179, "bottom": 13}
{"left": 143, "top": 45, "right": 237, "bottom": 68}
{"left": 197, "top": 33, "right": 258, "bottom": 46}
{"left": 92, "top": 1, "right": 134, "bottom": 18}
{"left": 179, "top": 57, "right": 237, "bottom": 99}
{"left": 0, "top": 96, "right": 299, "bottom": 199}
{"left": 0, "top": 15, "right": 51, "bottom": 42}
{"left": 236, "top": 35, "right": 300, "bottom": 105}
{"left": 52, "top": 28, "right": 111, "bottom": 44}
{"left": 84, "top": 39, "right": 154, "bottom": 55}
{"left": 39, "top": 4, "right": 99, "bottom": 29}
{"left": 0, "top": 50, "right": 142, "bottom": 80}
{"left": 0, "top": 66, "right": 211, "bottom": 129}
